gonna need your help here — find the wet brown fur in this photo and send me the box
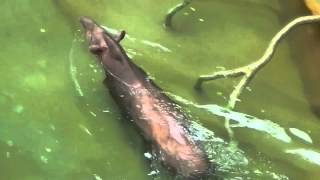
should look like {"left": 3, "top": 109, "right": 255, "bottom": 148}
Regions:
{"left": 80, "top": 16, "right": 210, "bottom": 179}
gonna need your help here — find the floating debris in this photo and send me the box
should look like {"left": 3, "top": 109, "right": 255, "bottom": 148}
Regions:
{"left": 216, "top": 92, "right": 223, "bottom": 96}
{"left": 93, "top": 174, "right": 103, "bottom": 180}
{"left": 90, "top": 111, "right": 97, "bottom": 117}
{"left": 40, "top": 28, "right": 46, "bottom": 33}
{"left": 199, "top": 18, "right": 205, "bottom": 22}
{"left": 79, "top": 124, "right": 93, "bottom": 136}
{"left": 190, "top": 7, "right": 196, "bottom": 12}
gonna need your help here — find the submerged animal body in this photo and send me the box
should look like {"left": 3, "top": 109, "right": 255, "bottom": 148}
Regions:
{"left": 80, "top": 16, "right": 210, "bottom": 179}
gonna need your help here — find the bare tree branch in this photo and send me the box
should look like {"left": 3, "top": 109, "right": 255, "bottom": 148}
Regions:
{"left": 194, "top": 15, "right": 320, "bottom": 141}
{"left": 164, "top": 0, "right": 193, "bottom": 28}
{"left": 195, "top": 15, "right": 320, "bottom": 110}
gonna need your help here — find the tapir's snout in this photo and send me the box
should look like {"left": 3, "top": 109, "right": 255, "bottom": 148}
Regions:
{"left": 79, "top": 16, "right": 97, "bottom": 31}
{"left": 80, "top": 16, "right": 108, "bottom": 54}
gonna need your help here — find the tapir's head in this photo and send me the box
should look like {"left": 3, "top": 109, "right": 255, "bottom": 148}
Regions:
{"left": 79, "top": 16, "right": 126, "bottom": 55}
{"left": 80, "top": 16, "right": 109, "bottom": 54}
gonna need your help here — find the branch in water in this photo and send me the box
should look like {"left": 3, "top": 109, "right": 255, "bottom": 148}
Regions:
{"left": 164, "top": 0, "right": 193, "bottom": 28}
{"left": 195, "top": 15, "right": 320, "bottom": 109}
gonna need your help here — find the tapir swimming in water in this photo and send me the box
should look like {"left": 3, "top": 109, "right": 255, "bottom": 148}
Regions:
{"left": 80, "top": 16, "right": 210, "bottom": 179}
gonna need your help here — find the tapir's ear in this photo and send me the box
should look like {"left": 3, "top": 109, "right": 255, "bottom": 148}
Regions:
{"left": 115, "top": 30, "right": 126, "bottom": 43}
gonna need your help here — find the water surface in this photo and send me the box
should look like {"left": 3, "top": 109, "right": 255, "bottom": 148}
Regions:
{"left": 0, "top": 0, "right": 320, "bottom": 179}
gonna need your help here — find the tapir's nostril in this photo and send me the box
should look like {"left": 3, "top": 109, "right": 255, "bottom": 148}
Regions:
{"left": 89, "top": 45, "right": 107, "bottom": 54}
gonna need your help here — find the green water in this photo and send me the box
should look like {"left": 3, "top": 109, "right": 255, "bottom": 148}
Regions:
{"left": 1, "top": 0, "right": 320, "bottom": 179}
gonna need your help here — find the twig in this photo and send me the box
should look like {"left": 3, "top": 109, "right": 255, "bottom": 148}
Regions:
{"left": 164, "top": 0, "right": 193, "bottom": 28}
{"left": 195, "top": 15, "right": 320, "bottom": 109}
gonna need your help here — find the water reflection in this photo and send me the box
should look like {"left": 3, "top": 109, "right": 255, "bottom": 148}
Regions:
{"left": 170, "top": 93, "right": 293, "bottom": 143}
{"left": 198, "top": 104, "right": 292, "bottom": 143}
{"left": 289, "top": 128, "right": 313, "bottom": 144}
{"left": 285, "top": 149, "right": 320, "bottom": 166}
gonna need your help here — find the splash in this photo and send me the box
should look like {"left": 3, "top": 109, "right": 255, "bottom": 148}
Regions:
{"left": 167, "top": 93, "right": 290, "bottom": 179}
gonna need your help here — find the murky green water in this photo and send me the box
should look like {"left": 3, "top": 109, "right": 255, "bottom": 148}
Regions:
{"left": 1, "top": 0, "right": 320, "bottom": 179}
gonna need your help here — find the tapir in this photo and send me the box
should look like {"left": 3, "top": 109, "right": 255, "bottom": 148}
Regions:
{"left": 80, "top": 16, "right": 210, "bottom": 179}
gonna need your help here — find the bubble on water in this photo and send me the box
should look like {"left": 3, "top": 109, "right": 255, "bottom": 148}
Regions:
{"left": 45, "top": 148, "right": 52, "bottom": 153}
{"left": 254, "top": 169, "right": 262, "bottom": 175}
{"left": 144, "top": 152, "right": 152, "bottom": 159}
{"left": 147, "top": 170, "right": 159, "bottom": 176}
{"left": 40, "top": 155, "right": 48, "bottom": 164}
{"left": 6, "top": 152, "right": 10, "bottom": 158}
{"left": 7, "top": 140, "right": 13, "bottom": 147}
{"left": 13, "top": 104, "right": 24, "bottom": 114}
{"left": 50, "top": 124, "right": 56, "bottom": 131}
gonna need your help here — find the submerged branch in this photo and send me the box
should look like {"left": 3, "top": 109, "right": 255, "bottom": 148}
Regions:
{"left": 195, "top": 15, "right": 320, "bottom": 141}
{"left": 195, "top": 15, "right": 320, "bottom": 109}
{"left": 164, "top": 0, "right": 193, "bottom": 28}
